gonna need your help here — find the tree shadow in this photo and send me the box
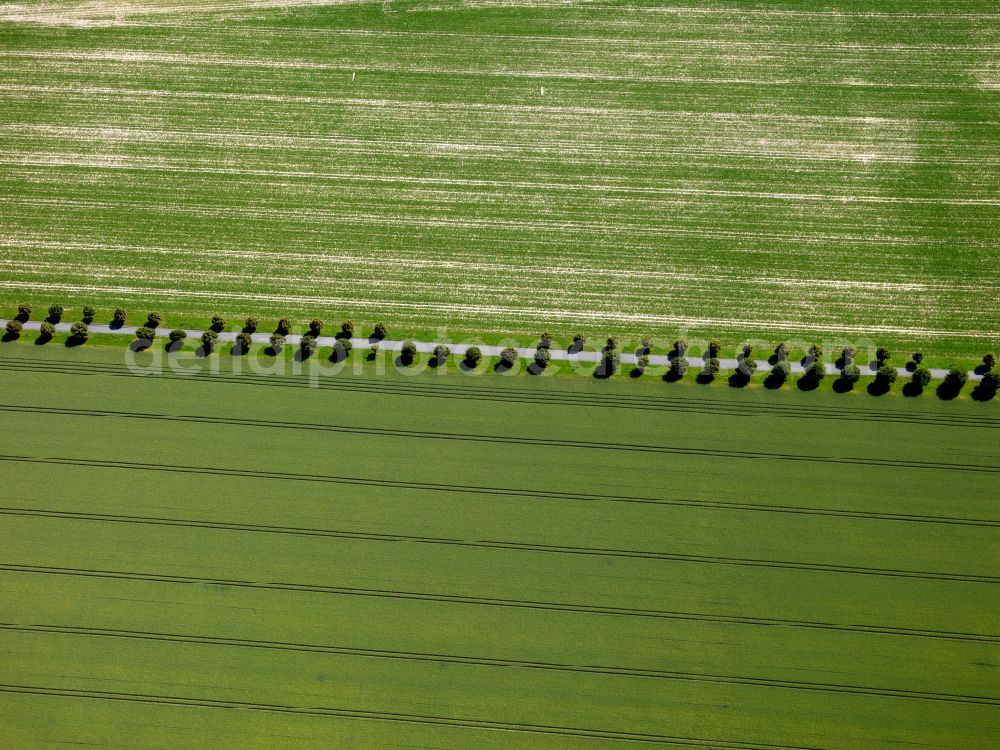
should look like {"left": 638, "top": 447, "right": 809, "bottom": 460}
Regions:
{"left": 905, "top": 361, "right": 917, "bottom": 372}
{"left": 494, "top": 359, "right": 514, "bottom": 373}
{"left": 629, "top": 365, "right": 644, "bottom": 379}
{"left": 129, "top": 339, "right": 152, "bottom": 352}
{"left": 593, "top": 362, "right": 615, "bottom": 379}
{"left": 14, "top": 312, "right": 30, "bottom": 323}
{"left": 901, "top": 381, "right": 923, "bottom": 398}
{"left": 231, "top": 343, "right": 250, "bottom": 357}
{"left": 334, "top": 331, "right": 351, "bottom": 340}
{"left": 796, "top": 375, "right": 821, "bottom": 391}
{"left": 528, "top": 361, "right": 547, "bottom": 376}
{"left": 109, "top": 320, "right": 124, "bottom": 330}
{"left": 34, "top": 333, "right": 52, "bottom": 345}
{"left": 763, "top": 372, "right": 786, "bottom": 390}
{"left": 209, "top": 322, "right": 225, "bottom": 333}
{"left": 867, "top": 380, "right": 891, "bottom": 397}
{"left": 1, "top": 332, "right": 19, "bottom": 343}
{"left": 264, "top": 346, "right": 280, "bottom": 357}
{"left": 832, "top": 378, "right": 856, "bottom": 394}
{"left": 294, "top": 348, "right": 313, "bottom": 362}
{"left": 459, "top": 359, "right": 482, "bottom": 373}
{"left": 195, "top": 345, "right": 210, "bottom": 358}
{"left": 971, "top": 381, "right": 997, "bottom": 402}
{"left": 65, "top": 335, "right": 86, "bottom": 348}
{"left": 974, "top": 364, "right": 992, "bottom": 376}
{"left": 936, "top": 381, "right": 963, "bottom": 400}
{"left": 568, "top": 340, "right": 584, "bottom": 354}
{"left": 834, "top": 355, "right": 849, "bottom": 369}
{"left": 165, "top": 340, "right": 184, "bottom": 353}
{"left": 727, "top": 372, "right": 750, "bottom": 388}
{"left": 695, "top": 371, "right": 715, "bottom": 385}
{"left": 328, "top": 347, "right": 350, "bottom": 364}
{"left": 662, "top": 369, "right": 683, "bottom": 383}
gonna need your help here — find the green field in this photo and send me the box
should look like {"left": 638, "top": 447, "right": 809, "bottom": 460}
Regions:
{"left": 1, "top": 345, "right": 998, "bottom": 748}
{"left": 1, "top": 1, "right": 998, "bottom": 358}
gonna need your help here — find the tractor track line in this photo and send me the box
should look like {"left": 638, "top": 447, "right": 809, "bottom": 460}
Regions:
{"left": 0, "top": 454, "right": 995, "bottom": 528}
{"left": 2, "top": 624, "right": 996, "bottom": 706}
{"left": 2, "top": 563, "right": 996, "bottom": 644}
{"left": 2, "top": 507, "right": 994, "bottom": 584}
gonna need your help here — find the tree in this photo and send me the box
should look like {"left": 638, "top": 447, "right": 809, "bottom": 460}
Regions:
{"left": 775, "top": 342, "right": 789, "bottom": 359}
{"left": 308, "top": 318, "right": 324, "bottom": 336}
{"left": 433, "top": 344, "right": 451, "bottom": 365}
{"left": 808, "top": 343, "right": 823, "bottom": 359}
{"left": 244, "top": 316, "right": 259, "bottom": 333}
{"left": 501, "top": 346, "right": 518, "bottom": 365}
{"left": 602, "top": 349, "right": 621, "bottom": 375}
{"left": 673, "top": 338, "right": 688, "bottom": 356}
{"left": 168, "top": 329, "right": 187, "bottom": 343}
{"left": 875, "top": 365, "right": 897, "bottom": 385}
{"left": 401, "top": 341, "right": 417, "bottom": 365}
{"left": 741, "top": 343, "right": 753, "bottom": 359}
{"left": 808, "top": 361, "right": 826, "bottom": 380}
{"left": 944, "top": 368, "right": 968, "bottom": 389}
{"left": 464, "top": 346, "right": 482, "bottom": 368}
{"left": 210, "top": 315, "right": 226, "bottom": 331}
{"left": 372, "top": 322, "right": 387, "bottom": 340}
{"left": 48, "top": 304, "right": 64, "bottom": 322}
{"left": 696, "top": 357, "right": 720, "bottom": 384}
{"left": 534, "top": 347, "right": 551, "bottom": 368}
{"left": 341, "top": 320, "right": 355, "bottom": 337}
{"left": 605, "top": 337, "right": 620, "bottom": 351}
{"left": 16, "top": 302, "right": 31, "bottom": 320}
{"left": 276, "top": 318, "right": 292, "bottom": 335}
{"left": 640, "top": 337, "right": 654, "bottom": 353}
{"left": 5, "top": 319, "right": 22, "bottom": 336}
{"left": 708, "top": 339, "right": 721, "bottom": 358}
{"left": 235, "top": 332, "right": 252, "bottom": 352}
{"left": 269, "top": 334, "right": 285, "bottom": 354}
{"left": 974, "top": 371, "right": 999, "bottom": 401}
{"left": 670, "top": 356, "right": 689, "bottom": 378}
{"left": 912, "top": 351, "right": 923, "bottom": 364}
{"left": 39, "top": 321, "right": 55, "bottom": 339}
{"left": 368, "top": 343, "right": 379, "bottom": 360}
{"left": 69, "top": 322, "right": 88, "bottom": 343}
{"left": 842, "top": 346, "right": 856, "bottom": 362}
{"left": 201, "top": 330, "right": 218, "bottom": 353}
{"left": 539, "top": 332, "right": 553, "bottom": 349}
{"left": 983, "top": 353, "right": 996, "bottom": 371}
{"left": 81, "top": 305, "right": 95, "bottom": 321}
{"left": 146, "top": 312, "right": 164, "bottom": 328}
{"left": 912, "top": 367, "right": 931, "bottom": 388}
{"left": 299, "top": 334, "right": 317, "bottom": 356}
{"left": 333, "top": 338, "right": 353, "bottom": 361}
{"left": 841, "top": 365, "right": 861, "bottom": 384}
{"left": 573, "top": 333, "right": 587, "bottom": 346}
{"left": 135, "top": 326, "right": 155, "bottom": 342}
{"left": 739, "top": 356, "right": 757, "bottom": 376}
{"left": 635, "top": 354, "right": 649, "bottom": 370}
{"left": 112, "top": 308, "right": 126, "bottom": 325}
{"left": 771, "top": 361, "right": 791, "bottom": 382}
{"left": 876, "top": 347, "right": 890, "bottom": 364}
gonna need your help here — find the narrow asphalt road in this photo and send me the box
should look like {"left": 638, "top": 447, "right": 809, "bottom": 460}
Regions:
{"left": 1, "top": 319, "right": 983, "bottom": 381}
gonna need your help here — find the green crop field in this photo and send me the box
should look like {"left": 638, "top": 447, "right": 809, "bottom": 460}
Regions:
{"left": 1, "top": 345, "right": 998, "bottom": 748}
{"left": 0, "top": 1, "right": 998, "bottom": 358}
